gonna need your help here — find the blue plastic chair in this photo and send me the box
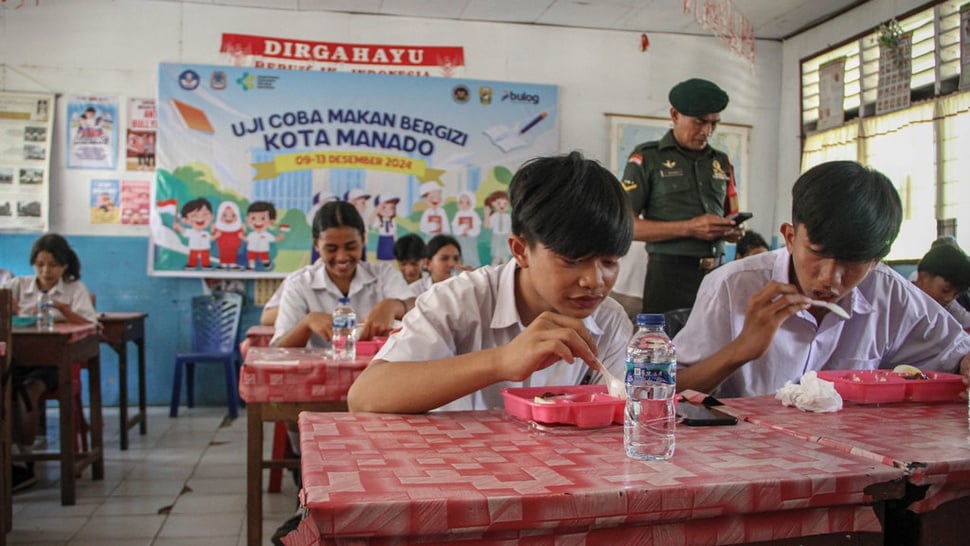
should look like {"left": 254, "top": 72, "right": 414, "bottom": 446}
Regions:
{"left": 169, "top": 292, "right": 244, "bottom": 419}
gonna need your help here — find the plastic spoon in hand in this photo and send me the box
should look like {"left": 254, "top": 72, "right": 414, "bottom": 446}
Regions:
{"left": 808, "top": 299, "right": 850, "bottom": 319}
{"left": 592, "top": 357, "right": 626, "bottom": 400}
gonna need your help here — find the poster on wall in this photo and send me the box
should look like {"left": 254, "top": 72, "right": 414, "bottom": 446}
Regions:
{"left": 0, "top": 91, "right": 54, "bottom": 231}
{"left": 66, "top": 95, "right": 118, "bottom": 169}
{"left": 961, "top": 3, "right": 970, "bottom": 90}
{"left": 126, "top": 98, "right": 157, "bottom": 171}
{"left": 149, "top": 63, "right": 559, "bottom": 278}
{"left": 817, "top": 58, "right": 846, "bottom": 131}
{"left": 121, "top": 179, "right": 151, "bottom": 225}
{"left": 89, "top": 178, "right": 120, "bottom": 225}
{"left": 220, "top": 33, "right": 465, "bottom": 78}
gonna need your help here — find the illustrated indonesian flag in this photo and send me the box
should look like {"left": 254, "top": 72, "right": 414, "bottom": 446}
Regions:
{"left": 157, "top": 199, "right": 178, "bottom": 216}
{"left": 279, "top": 224, "right": 291, "bottom": 232}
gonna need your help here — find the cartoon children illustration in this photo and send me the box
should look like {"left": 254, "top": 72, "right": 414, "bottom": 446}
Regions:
{"left": 77, "top": 107, "right": 103, "bottom": 138}
{"left": 244, "top": 201, "right": 285, "bottom": 270}
{"left": 212, "top": 201, "right": 245, "bottom": 269}
{"left": 418, "top": 181, "right": 451, "bottom": 238}
{"left": 370, "top": 193, "right": 401, "bottom": 262}
{"left": 451, "top": 190, "right": 481, "bottom": 268}
{"left": 173, "top": 197, "right": 214, "bottom": 269}
{"left": 484, "top": 190, "right": 511, "bottom": 265}
{"left": 344, "top": 189, "right": 372, "bottom": 260}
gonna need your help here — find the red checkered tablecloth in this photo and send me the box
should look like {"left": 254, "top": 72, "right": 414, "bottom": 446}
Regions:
{"left": 238, "top": 347, "right": 369, "bottom": 404}
{"left": 291, "top": 409, "right": 905, "bottom": 544}
{"left": 718, "top": 395, "right": 970, "bottom": 513}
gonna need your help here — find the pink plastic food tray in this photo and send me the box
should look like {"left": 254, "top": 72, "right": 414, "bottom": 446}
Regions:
{"left": 356, "top": 337, "right": 387, "bottom": 357}
{"left": 816, "top": 369, "right": 964, "bottom": 404}
{"left": 500, "top": 385, "right": 624, "bottom": 428}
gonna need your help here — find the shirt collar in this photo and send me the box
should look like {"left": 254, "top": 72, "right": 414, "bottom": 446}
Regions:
{"left": 309, "top": 261, "right": 378, "bottom": 298}
{"left": 770, "top": 248, "right": 873, "bottom": 319}
{"left": 24, "top": 277, "right": 63, "bottom": 296}
{"left": 489, "top": 261, "right": 605, "bottom": 336}
{"left": 658, "top": 129, "right": 712, "bottom": 156}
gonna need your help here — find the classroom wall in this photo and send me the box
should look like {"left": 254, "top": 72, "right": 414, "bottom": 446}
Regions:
{"left": 0, "top": 0, "right": 783, "bottom": 406}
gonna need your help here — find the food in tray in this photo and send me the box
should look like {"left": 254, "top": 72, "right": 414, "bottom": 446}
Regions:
{"left": 892, "top": 364, "right": 929, "bottom": 380}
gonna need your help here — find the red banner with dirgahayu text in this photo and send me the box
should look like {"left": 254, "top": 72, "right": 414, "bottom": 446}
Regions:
{"left": 220, "top": 33, "right": 465, "bottom": 78}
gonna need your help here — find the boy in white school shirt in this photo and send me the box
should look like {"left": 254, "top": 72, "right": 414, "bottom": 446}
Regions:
{"left": 674, "top": 161, "right": 970, "bottom": 398}
{"left": 348, "top": 151, "right": 635, "bottom": 413}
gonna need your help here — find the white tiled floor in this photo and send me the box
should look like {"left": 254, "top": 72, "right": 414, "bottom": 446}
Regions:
{"left": 8, "top": 406, "right": 298, "bottom": 545}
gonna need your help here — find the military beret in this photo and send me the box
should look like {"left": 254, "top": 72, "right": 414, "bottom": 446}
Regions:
{"left": 669, "top": 78, "right": 729, "bottom": 117}
{"left": 918, "top": 244, "right": 970, "bottom": 291}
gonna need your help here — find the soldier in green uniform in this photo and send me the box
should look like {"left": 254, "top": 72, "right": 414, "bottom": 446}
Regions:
{"left": 622, "top": 78, "right": 743, "bottom": 314}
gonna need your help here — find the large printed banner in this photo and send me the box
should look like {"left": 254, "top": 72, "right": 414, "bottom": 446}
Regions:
{"left": 149, "top": 63, "right": 559, "bottom": 278}
{"left": 221, "top": 33, "right": 465, "bottom": 78}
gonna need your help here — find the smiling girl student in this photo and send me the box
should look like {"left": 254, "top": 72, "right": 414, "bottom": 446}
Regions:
{"left": 271, "top": 201, "right": 415, "bottom": 347}
{"left": 4, "top": 233, "right": 98, "bottom": 492}
{"left": 348, "top": 152, "right": 634, "bottom": 413}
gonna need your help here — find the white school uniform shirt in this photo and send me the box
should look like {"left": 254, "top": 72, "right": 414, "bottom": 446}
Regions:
{"left": 246, "top": 230, "right": 274, "bottom": 253}
{"left": 675, "top": 248, "right": 970, "bottom": 398}
{"left": 374, "top": 261, "right": 633, "bottom": 412}
{"left": 419, "top": 206, "right": 451, "bottom": 235}
{"left": 186, "top": 228, "right": 211, "bottom": 251}
{"left": 4, "top": 275, "right": 98, "bottom": 323}
{"left": 271, "top": 260, "right": 413, "bottom": 347}
{"left": 409, "top": 275, "right": 433, "bottom": 297}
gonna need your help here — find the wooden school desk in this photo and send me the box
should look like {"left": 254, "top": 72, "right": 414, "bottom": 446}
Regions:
{"left": 98, "top": 312, "right": 148, "bottom": 450}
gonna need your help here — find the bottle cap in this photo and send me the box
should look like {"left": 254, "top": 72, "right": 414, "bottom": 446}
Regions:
{"left": 338, "top": 296, "right": 350, "bottom": 304}
{"left": 635, "top": 313, "right": 665, "bottom": 327}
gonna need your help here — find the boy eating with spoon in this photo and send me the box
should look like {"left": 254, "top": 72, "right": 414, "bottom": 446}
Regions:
{"left": 348, "top": 152, "right": 634, "bottom": 413}
{"left": 674, "top": 160, "right": 970, "bottom": 398}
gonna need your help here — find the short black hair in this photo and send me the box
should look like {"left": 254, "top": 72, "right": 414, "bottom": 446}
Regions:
{"left": 918, "top": 244, "right": 970, "bottom": 292}
{"left": 247, "top": 200, "right": 277, "bottom": 220}
{"left": 791, "top": 161, "right": 901, "bottom": 262}
{"left": 736, "top": 231, "right": 769, "bottom": 258}
{"left": 426, "top": 234, "right": 461, "bottom": 260}
{"left": 180, "top": 197, "right": 212, "bottom": 218}
{"left": 510, "top": 151, "right": 633, "bottom": 259}
{"left": 393, "top": 233, "right": 426, "bottom": 262}
{"left": 312, "top": 200, "right": 365, "bottom": 240}
{"left": 30, "top": 233, "right": 82, "bottom": 281}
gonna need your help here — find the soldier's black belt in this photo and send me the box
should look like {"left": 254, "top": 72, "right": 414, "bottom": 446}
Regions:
{"left": 648, "top": 253, "right": 721, "bottom": 271}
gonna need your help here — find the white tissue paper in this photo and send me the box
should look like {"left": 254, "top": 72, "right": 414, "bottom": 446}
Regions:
{"left": 775, "top": 371, "right": 843, "bottom": 412}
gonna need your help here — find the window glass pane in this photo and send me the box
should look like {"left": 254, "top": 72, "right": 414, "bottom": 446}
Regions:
{"left": 862, "top": 102, "right": 937, "bottom": 259}
{"left": 938, "top": 92, "right": 970, "bottom": 246}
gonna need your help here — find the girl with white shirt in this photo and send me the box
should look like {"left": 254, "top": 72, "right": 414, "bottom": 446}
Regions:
{"left": 5, "top": 233, "right": 97, "bottom": 492}
{"left": 271, "top": 201, "right": 415, "bottom": 347}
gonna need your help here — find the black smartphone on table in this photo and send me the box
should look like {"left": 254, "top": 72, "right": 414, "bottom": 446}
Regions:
{"left": 676, "top": 402, "right": 738, "bottom": 426}
{"left": 731, "top": 212, "right": 753, "bottom": 225}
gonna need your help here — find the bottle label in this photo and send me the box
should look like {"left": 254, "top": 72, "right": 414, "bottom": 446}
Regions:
{"left": 333, "top": 315, "right": 348, "bottom": 329}
{"left": 625, "top": 361, "right": 676, "bottom": 385}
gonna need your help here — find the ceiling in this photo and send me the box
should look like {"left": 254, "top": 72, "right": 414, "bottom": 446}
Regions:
{"left": 284, "top": 0, "right": 868, "bottom": 41}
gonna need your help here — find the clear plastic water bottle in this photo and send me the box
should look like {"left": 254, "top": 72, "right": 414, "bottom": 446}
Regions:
{"left": 332, "top": 296, "right": 357, "bottom": 361}
{"left": 37, "top": 291, "right": 55, "bottom": 331}
{"left": 624, "top": 313, "right": 677, "bottom": 460}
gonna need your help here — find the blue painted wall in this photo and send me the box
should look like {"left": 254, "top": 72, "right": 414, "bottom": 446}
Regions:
{"left": 1, "top": 234, "right": 263, "bottom": 407}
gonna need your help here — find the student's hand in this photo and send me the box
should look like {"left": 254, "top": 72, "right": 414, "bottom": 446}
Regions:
{"left": 687, "top": 213, "right": 737, "bottom": 241}
{"left": 359, "top": 299, "right": 405, "bottom": 340}
{"left": 734, "top": 281, "right": 811, "bottom": 361}
{"left": 301, "top": 311, "right": 335, "bottom": 342}
{"left": 494, "top": 311, "right": 598, "bottom": 382}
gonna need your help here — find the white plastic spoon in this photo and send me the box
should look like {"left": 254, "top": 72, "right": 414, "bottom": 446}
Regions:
{"left": 592, "top": 357, "right": 626, "bottom": 400}
{"left": 808, "top": 299, "right": 850, "bottom": 319}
